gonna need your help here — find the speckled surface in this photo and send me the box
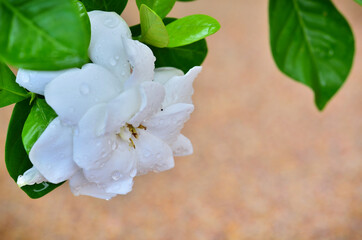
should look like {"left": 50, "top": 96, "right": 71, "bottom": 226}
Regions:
{"left": 0, "top": 0, "right": 361, "bottom": 239}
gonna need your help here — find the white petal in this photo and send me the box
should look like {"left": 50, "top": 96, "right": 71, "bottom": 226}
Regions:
{"left": 105, "top": 87, "right": 141, "bottom": 133}
{"left": 123, "top": 38, "right": 155, "bottom": 89}
{"left": 128, "top": 82, "right": 165, "bottom": 127}
{"left": 170, "top": 134, "right": 193, "bottom": 156}
{"left": 135, "top": 130, "right": 174, "bottom": 176}
{"left": 45, "top": 64, "right": 122, "bottom": 125}
{"left": 74, "top": 88, "right": 140, "bottom": 170}
{"left": 73, "top": 104, "right": 115, "bottom": 170}
{"left": 154, "top": 67, "right": 184, "bottom": 85}
{"left": 29, "top": 118, "right": 78, "bottom": 184}
{"left": 16, "top": 68, "right": 73, "bottom": 95}
{"left": 88, "top": 11, "right": 132, "bottom": 80}
{"left": 69, "top": 171, "right": 116, "bottom": 200}
{"left": 144, "top": 103, "right": 194, "bottom": 144}
{"left": 162, "top": 66, "right": 202, "bottom": 108}
{"left": 17, "top": 167, "right": 47, "bottom": 187}
{"left": 83, "top": 140, "right": 137, "bottom": 195}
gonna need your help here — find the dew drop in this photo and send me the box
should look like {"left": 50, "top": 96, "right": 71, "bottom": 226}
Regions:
{"left": 80, "top": 83, "right": 90, "bottom": 95}
{"left": 143, "top": 150, "right": 151, "bottom": 158}
{"left": 130, "top": 169, "right": 137, "bottom": 177}
{"left": 22, "top": 74, "right": 30, "bottom": 83}
{"left": 111, "top": 142, "right": 118, "bottom": 150}
{"left": 109, "top": 58, "right": 117, "bottom": 66}
{"left": 111, "top": 171, "right": 121, "bottom": 181}
{"left": 101, "top": 151, "right": 108, "bottom": 158}
{"left": 103, "top": 16, "right": 120, "bottom": 28}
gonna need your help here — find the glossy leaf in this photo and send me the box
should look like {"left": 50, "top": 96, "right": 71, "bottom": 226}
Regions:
{"left": 130, "top": 17, "right": 174, "bottom": 36}
{"left": 5, "top": 99, "right": 63, "bottom": 199}
{"left": 0, "top": 62, "right": 29, "bottom": 107}
{"left": 140, "top": 4, "right": 169, "bottom": 48}
{"left": 131, "top": 18, "right": 207, "bottom": 72}
{"left": 0, "top": 0, "right": 90, "bottom": 70}
{"left": 269, "top": 0, "right": 355, "bottom": 110}
{"left": 150, "top": 39, "right": 207, "bottom": 73}
{"left": 80, "top": 0, "right": 128, "bottom": 14}
{"left": 22, "top": 98, "right": 57, "bottom": 154}
{"left": 136, "top": 0, "right": 176, "bottom": 19}
{"left": 166, "top": 14, "right": 220, "bottom": 48}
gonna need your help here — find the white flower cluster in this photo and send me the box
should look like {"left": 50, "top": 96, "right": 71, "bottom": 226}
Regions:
{"left": 16, "top": 11, "right": 201, "bottom": 200}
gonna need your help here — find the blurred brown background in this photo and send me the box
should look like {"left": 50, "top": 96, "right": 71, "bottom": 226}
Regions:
{"left": 0, "top": 0, "right": 362, "bottom": 239}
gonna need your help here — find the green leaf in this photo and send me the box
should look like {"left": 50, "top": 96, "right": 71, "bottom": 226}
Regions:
{"left": 80, "top": 0, "right": 128, "bottom": 15}
{"left": 177, "top": 0, "right": 195, "bottom": 1}
{"left": 22, "top": 98, "right": 57, "bottom": 154}
{"left": 131, "top": 18, "right": 207, "bottom": 72}
{"left": 354, "top": 0, "right": 362, "bottom": 5}
{"left": 136, "top": 0, "right": 176, "bottom": 19}
{"left": 269, "top": 0, "right": 355, "bottom": 110}
{"left": 0, "top": 0, "right": 91, "bottom": 70}
{"left": 0, "top": 62, "right": 29, "bottom": 107}
{"left": 150, "top": 39, "right": 208, "bottom": 73}
{"left": 5, "top": 99, "right": 63, "bottom": 199}
{"left": 166, "top": 14, "right": 220, "bottom": 48}
{"left": 140, "top": 4, "right": 169, "bottom": 47}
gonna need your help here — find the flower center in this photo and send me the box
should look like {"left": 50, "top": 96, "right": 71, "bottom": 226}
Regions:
{"left": 117, "top": 123, "right": 147, "bottom": 149}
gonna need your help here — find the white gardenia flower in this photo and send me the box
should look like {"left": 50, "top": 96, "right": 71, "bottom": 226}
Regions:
{"left": 15, "top": 11, "right": 202, "bottom": 200}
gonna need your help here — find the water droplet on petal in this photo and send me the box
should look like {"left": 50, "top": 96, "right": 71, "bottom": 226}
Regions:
{"left": 111, "top": 171, "right": 121, "bottom": 181}
{"left": 143, "top": 150, "right": 151, "bottom": 158}
{"left": 101, "top": 152, "right": 107, "bottom": 158}
{"left": 22, "top": 74, "right": 30, "bottom": 83}
{"left": 130, "top": 169, "right": 137, "bottom": 177}
{"left": 103, "top": 16, "right": 120, "bottom": 28}
{"left": 109, "top": 58, "right": 117, "bottom": 66}
{"left": 80, "top": 83, "right": 90, "bottom": 95}
{"left": 111, "top": 142, "right": 117, "bottom": 150}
